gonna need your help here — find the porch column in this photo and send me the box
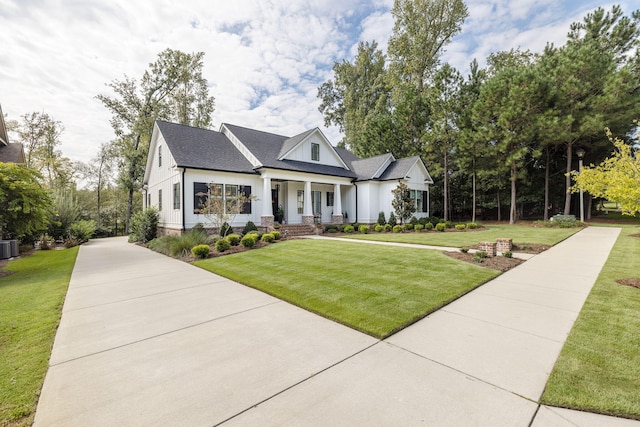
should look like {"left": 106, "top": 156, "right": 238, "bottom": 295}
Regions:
{"left": 261, "top": 177, "right": 274, "bottom": 228}
{"left": 302, "top": 180, "right": 314, "bottom": 225}
{"left": 332, "top": 184, "right": 343, "bottom": 224}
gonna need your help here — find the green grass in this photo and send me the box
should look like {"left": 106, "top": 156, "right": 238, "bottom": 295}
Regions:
{"left": 542, "top": 225, "right": 640, "bottom": 419}
{"left": 0, "top": 248, "right": 79, "bottom": 427}
{"left": 194, "top": 239, "right": 497, "bottom": 338}
{"left": 339, "top": 224, "right": 579, "bottom": 248}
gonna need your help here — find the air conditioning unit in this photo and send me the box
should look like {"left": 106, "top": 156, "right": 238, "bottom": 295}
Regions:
{"left": 8, "top": 240, "right": 18, "bottom": 257}
{"left": 0, "top": 241, "right": 10, "bottom": 260}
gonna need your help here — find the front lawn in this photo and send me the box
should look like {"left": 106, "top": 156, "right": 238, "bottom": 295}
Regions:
{"left": 194, "top": 239, "right": 497, "bottom": 338}
{"left": 0, "top": 248, "right": 79, "bottom": 427}
{"left": 338, "top": 224, "right": 579, "bottom": 248}
{"left": 542, "top": 225, "right": 640, "bottom": 419}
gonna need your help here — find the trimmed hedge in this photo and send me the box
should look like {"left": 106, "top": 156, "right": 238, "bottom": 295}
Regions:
{"left": 191, "top": 244, "right": 210, "bottom": 259}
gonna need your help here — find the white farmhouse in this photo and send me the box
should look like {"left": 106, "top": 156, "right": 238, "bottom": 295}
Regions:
{"left": 143, "top": 120, "right": 433, "bottom": 234}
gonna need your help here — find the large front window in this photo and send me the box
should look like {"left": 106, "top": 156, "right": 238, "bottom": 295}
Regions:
{"left": 193, "top": 183, "right": 251, "bottom": 214}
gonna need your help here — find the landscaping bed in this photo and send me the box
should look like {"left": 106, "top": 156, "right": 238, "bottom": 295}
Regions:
{"left": 443, "top": 251, "right": 523, "bottom": 272}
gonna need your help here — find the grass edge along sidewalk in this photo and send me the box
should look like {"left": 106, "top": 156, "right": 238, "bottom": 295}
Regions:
{"left": 195, "top": 239, "right": 498, "bottom": 339}
{"left": 542, "top": 225, "right": 640, "bottom": 420}
{"left": 0, "top": 247, "right": 79, "bottom": 427}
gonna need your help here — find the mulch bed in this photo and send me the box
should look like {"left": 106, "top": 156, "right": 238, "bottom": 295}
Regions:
{"left": 444, "top": 251, "right": 523, "bottom": 272}
{"left": 616, "top": 278, "right": 640, "bottom": 289}
{"left": 468, "top": 243, "right": 549, "bottom": 254}
{"left": 630, "top": 233, "right": 640, "bottom": 238}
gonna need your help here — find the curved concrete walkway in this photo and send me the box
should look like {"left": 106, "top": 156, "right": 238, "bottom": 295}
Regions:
{"left": 34, "top": 227, "right": 638, "bottom": 426}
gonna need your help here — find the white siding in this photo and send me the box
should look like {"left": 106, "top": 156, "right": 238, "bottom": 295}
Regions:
{"left": 146, "top": 135, "right": 183, "bottom": 232}
{"left": 283, "top": 133, "right": 346, "bottom": 168}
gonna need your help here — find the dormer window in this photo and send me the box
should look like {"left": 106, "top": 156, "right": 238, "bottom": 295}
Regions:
{"left": 311, "top": 143, "right": 319, "bottom": 161}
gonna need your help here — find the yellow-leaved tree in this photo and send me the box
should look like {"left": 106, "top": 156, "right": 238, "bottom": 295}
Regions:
{"left": 571, "top": 121, "right": 640, "bottom": 216}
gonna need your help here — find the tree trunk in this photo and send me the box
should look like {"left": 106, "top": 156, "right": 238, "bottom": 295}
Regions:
{"left": 563, "top": 142, "right": 573, "bottom": 215}
{"left": 471, "top": 159, "right": 476, "bottom": 223}
{"left": 126, "top": 189, "right": 133, "bottom": 234}
{"left": 509, "top": 160, "right": 517, "bottom": 224}
{"left": 497, "top": 188, "right": 501, "bottom": 222}
{"left": 586, "top": 194, "right": 593, "bottom": 220}
{"left": 443, "top": 150, "right": 449, "bottom": 222}
{"left": 544, "top": 146, "right": 550, "bottom": 221}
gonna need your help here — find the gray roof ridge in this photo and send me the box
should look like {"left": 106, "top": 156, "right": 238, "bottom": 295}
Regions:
{"left": 221, "top": 122, "right": 289, "bottom": 139}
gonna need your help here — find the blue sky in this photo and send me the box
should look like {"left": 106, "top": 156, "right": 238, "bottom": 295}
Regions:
{"left": 0, "top": 0, "right": 632, "bottom": 166}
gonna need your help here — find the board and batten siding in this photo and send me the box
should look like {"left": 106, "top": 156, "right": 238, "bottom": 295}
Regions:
{"left": 147, "top": 135, "right": 183, "bottom": 232}
{"left": 283, "top": 134, "right": 346, "bottom": 168}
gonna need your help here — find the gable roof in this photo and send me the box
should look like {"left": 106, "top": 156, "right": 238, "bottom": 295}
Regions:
{"left": 156, "top": 121, "right": 256, "bottom": 174}
{"left": 0, "top": 142, "right": 25, "bottom": 163}
{"left": 378, "top": 156, "right": 434, "bottom": 183}
{"left": 151, "top": 120, "right": 432, "bottom": 184}
{"left": 222, "top": 123, "right": 356, "bottom": 179}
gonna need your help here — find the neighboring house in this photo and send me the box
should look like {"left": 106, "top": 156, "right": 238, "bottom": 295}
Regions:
{"left": 0, "top": 104, "right": 25, "bottom": 164}
{"left": 143, "top": 120, "right": 433, "bottom": 234}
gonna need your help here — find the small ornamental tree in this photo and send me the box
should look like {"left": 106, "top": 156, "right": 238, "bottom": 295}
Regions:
{"left": 391, "top": 181, "right": 416, "bottom": 224}
{"left": 196, "top": 183, "right": 254, "bottom": 237}
{"left": 0, "top": 163, "right": 52, "bottom": 240}
{"left": 571, "top": 123, "right": 640, "bottom": 216}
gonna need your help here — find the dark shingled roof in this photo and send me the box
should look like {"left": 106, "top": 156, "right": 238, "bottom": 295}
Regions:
{"left": 351, "top": 153, "right": 394, "bottom": 181}
{"left": 278, "top": 129, "right": 315, "bottom": 158}
{"left": 223, "top": 124, "right": 357, "bottom": 179}
{"left": 378, "top": 156, "right": 422, "bottom": 181}
{"left": 0, "top": 143, "right": 25, "bottom": 163}
{"left": 156, "top": 121, "right": 256, "bottom": 174}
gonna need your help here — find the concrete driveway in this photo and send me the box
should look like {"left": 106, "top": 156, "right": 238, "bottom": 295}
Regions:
{"left": 34, "top": 228, "right": 639, "bottom": 426}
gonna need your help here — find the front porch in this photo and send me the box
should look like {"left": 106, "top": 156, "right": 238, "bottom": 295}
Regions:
{"left": 259, "top": 174, "right": 352, "bottom": 228}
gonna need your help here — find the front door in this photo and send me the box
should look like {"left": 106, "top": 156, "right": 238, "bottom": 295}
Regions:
{"left": 271, "top": 188, "right": 279, "bottom": 221}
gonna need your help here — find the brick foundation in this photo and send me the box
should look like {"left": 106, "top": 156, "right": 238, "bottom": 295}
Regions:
{"left": 331, "top": 214, "right": 344, "bottom": 225}
{"left": 478, "top": 241, "right": 497, "bottom": 257}
{"left": 302, "top": 215, "right": 315, "bottom": 225}
{"left": 261, "top": 215, "right": 275, "bottom": 228}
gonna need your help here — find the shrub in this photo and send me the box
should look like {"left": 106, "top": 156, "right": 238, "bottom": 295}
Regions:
{"left": 414, "top": 224, "right": 424, "bottom": 232}
{"left": 242, "top": 221, "right": 258, "bottom": 235}
{"left": 467, "top": 222, "right": 478, "bottom": 229}
{"left": 503, "top": 250, "right": 513, "bottom": 258}
{"left": 388, "top": 212, "right": 397, "bottom": 226}
{"left": 358, "top": 225, "right": 370, "bottom": 234}
{"left": 191, "top": 244, "right": 210, "bottom": 259}
{"left": 455, "top": 224, "right": 466, "bottom": 231}
{"left": 271, "top": 230, "right": 281, "bottom": 240}
{"left": 445, "top": 221, "right": 453, "bottom": 229}
{"left": 424, "top": 222, "right": 434, "bottom": 230}
{"left": 64, "top": 237, "right": 81, "bottom": 248}
{"left": 68, "top": 220, "right": 96, "bottom": 242}
{"left": 93, "top": 226, "right": 111, "bottom": 238}
{"left": 418, "top": 217, "right": 429, "bottom": 226}
{"left": 435, "top": 223, "right": 446, "bottom": 232}
{"left": 475, "top": 250, "right": 488, "bottom": 259}
{"left": 325, "top": 225, "right": 338, "bottom": 233}
{"left": 19, "top": 243, "right": 33, "bottom": 253}
{"left": 39, "top": 234, "right": 54, "bottom": 250}
{"left": 226, "top": 233, "right": 241, "bottom": 246}
{"left": 374, "top": 224, "right": 384, "bottom": 232}
{"left": 219, "top": 222, "right": 232, "bottom": 237}
{"left": 384, "top": 224, "right": 393, "bottom": 232}
{"left": 409, "top": 216, "right": 419, "bottom": 225}
{"left": 393, "top": 225, "right": 403, "bottom": 233}
{"left": 147, "top": 228, "right": 210, "bottom": 257}
{"left": 343, "top": 225, "right": 355, "bottom": 233}
{"left": 404, "top": 223, "right": 414, "bottom": 231}
{"left": 460, "top": 247, "right": 469, "bottom": 253}
{"left": 377, "top": 211, "right": 386, "bottom": 225}
{"left": 241, "top": 234, "right": 257, "bottom": 248}
{"left": 215, "top": 239, "right": 231, "bottom": 252}
{"left": 129, "top": 207, "right": 159, "bottom": 243}
{"left": 261, "top": 233, "right": 275, "bottom": 243}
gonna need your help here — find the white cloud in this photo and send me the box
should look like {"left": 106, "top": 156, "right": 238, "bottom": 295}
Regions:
{"left": 0, "top": 0, "right": 635, "bottom": 165}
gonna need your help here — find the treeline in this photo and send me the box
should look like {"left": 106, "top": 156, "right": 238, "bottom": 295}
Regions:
{"left": 318, "top": 1, "right": 640, "bottom": 223}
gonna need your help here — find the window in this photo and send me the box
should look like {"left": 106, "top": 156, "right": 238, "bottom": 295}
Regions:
{"left": 312, "top": 191, "right": 321, "bottom": 215}
{"left": 410, "top": 190, "right": 423, "bottom": 213}
{"left": 158, "top": 145, "right": 162, "bottom": 167}
{"left": 326, "top": 192, "right": 334, "bottom": 207}
{"left": 311, "top": 143, "right": 319, "bottom": 161}
{"left": 193, "top": 182, "right": 251, "bottom": 214}
{"left": 158, "top": 189, "right": 162, "bottom": 211}
{"left": 173, "top": 183, "right": 180, "bottom": 209}
{"left": 240, "top": 185, "right": 252, "bottom": 214}
{"left": 297, "top": 190, "right": 304, "bottom": 214}
{"left": 193, "top": 182, "right": 208, "bottom": 213}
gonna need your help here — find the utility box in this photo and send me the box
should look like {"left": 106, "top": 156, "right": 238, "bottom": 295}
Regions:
{"left": 0, "top": 241, "right": 10, "bottom": 260}
{"left": 8, "top": 240, "right": 18, "bottom": 257}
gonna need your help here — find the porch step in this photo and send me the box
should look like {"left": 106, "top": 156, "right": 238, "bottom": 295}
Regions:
{"left": 278, "top": 224, "right": 317, "bottom": 237}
